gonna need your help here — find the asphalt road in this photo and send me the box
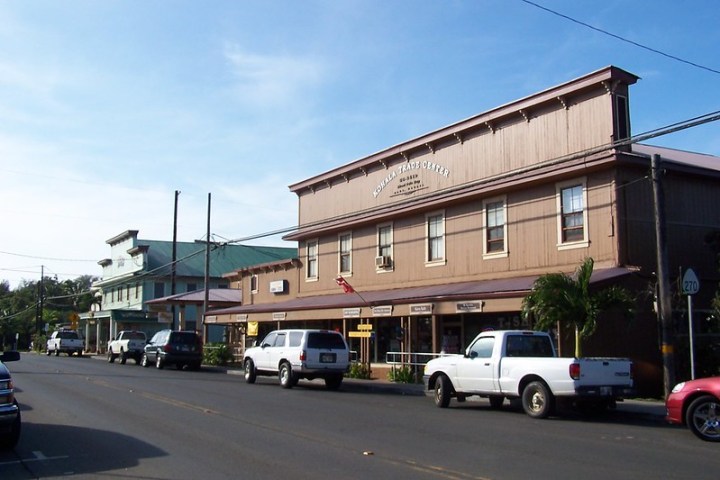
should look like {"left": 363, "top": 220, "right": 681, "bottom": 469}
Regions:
{"left": 1, "top": 353, "right": 717, "bottom": 480}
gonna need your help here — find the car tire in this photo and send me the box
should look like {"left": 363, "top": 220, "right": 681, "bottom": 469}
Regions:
{"left": 279, "top": 362, "right": 295, "bottom": 389}
{"left": 244, "top": 359, "right": 257, "bottom": 384}
{"left": 141, "top": 353, "right": 150, "bottom": 367}
{"left": 54, "top": 349, "right": 59, "bottom": 356}
{"left": 434, "top": 374, "right": 452, "bottom": 408}
{"left": 155, "top": 354, "right": 164, "bottom": 369}
{"left": 522, "top": 381, "right": 554, "bottom": 419}
{"left": 45, "top": 349, "right": 51, "bottom": 356}
{"left": 120, "top": 351, "right": 127, "bottom": 365}
{"left": 324, "top": 374, "right": 343, "bottom": 390}
{"left": 0, "top": 401, "right": 20, "bottom": 450}
{"left": 108, "top": 350, "right": 115, "bottom": 363}
{"left": 685, "top": 395, "right": 720, "bottom": 442}
{"left": 76, "top": 350, "right": 82, "bottom": 357}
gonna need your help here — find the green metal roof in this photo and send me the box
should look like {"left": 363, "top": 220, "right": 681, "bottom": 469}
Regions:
{"left": 140, "top": 240, "right": 297, "bottom": 278}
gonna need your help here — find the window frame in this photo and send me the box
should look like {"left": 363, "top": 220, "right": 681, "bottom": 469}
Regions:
{"left": 483, "top": 196, "right": 508, "bottom": 258}
{"left": 425, "top": 210, "right": 446, "bottom": 266}
{"left": 556, "top": 178, "right": 589, "bottom": 249}
{"left": 250, "top": 275, "right": 259, "bottom": 294}
{"left": 338, "top": 232, "right": 352, "bottom": 275}
{"left": 305, "top": 239, "right": 319, "bottom": 281}
{"left": 376, "top": 223, "right": 394, "bottom": 271}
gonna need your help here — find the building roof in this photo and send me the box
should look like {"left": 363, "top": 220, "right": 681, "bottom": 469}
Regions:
{"left": 631, "top": 144, "right": 720, "bottom": 174}
{"left": 146, "top": 288, "right": 242, "bottom": 307}
{"left": 141, "top": 241, "right": 297, "bottom": 278}
{"left": 207, "top": 267, "right": 633, "bottom": 316}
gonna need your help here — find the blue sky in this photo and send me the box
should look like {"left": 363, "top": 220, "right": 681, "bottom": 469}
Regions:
{"left": 1, "top": 0, "right": 718, "bottom": 288}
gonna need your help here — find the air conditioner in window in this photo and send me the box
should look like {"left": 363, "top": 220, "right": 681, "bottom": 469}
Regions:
{"left": 375, "top": 255, "right": 391, "bottom": 267}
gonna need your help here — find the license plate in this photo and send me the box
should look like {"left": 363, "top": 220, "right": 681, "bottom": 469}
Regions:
{"left": 320, "top": 353, "right": 336, "bottom": 363}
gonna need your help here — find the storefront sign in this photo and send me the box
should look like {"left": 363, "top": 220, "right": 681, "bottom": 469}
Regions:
{"left": 357, "top": 324, "right": 373, "bottom": 330}
{"left": 343, "top": 308, "right": 361, "bottom": 318}
{"left": 372, "top": 161, "right": 451, "bottom": 198}
{"left": 410, "top": 303, "right": 433, "bottom": 315}
{"left": 372, "top": 305, "right": 393, "bottom": 317}
{"left": 247, "top": 321, "right": 258, "bottom": 336}
{"left": 269, "top": 280, "right": 286, "bottom": 293}
{"left": 272, "top": 312, "right": 286, "bottom": 321}
{"left": 205, "top": 315, "right": 217, "bottom": 324}
{"left": 236, "top": 314, "right": 248, "bottom": 322}
{"left": 349, "top": 331, "right": 372, "bottom": 338}
{"left": 456, "top": 301, "right": 483, "bottom": 313}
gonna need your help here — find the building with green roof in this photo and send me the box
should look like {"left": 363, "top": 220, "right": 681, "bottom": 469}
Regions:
{"left": 81, "top": 230, "right": 296, "bottom": 352}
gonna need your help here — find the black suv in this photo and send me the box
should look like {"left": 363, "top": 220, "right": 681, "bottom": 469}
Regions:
{"left": 141, "top": 330, "right": 203, "bottom": 370}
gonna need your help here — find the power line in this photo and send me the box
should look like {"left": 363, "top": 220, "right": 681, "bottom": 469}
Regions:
{"left": 0, "top": 250, "right": 98, "bottom": 262}
{"left": 520, "top": 0, "right": 720, "bottom": 76}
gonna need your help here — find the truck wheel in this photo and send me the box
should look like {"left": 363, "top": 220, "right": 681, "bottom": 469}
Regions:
{"left": 522, "top": 381, "right": 554, "bottom": 418}
{"left": 108, "top": 350, "right": 115, "bottom": 363}
{"left": 279, "top": 362, "right": 295, "bottom": 389}
{"left": 244, "top": 359, "right": 257, "bottom": 384}
{"left": 55, "top": 349, "right": 60, "bottom": 357}
{"left": 120, "top": 350, "right": 127, "bottom": 365}
{"left": 434, "top": 374, "right": 452, "bottom": 408}
{"left": 46, "top": 349, "right": 51, "bottom": 356}
{"left": 76, "top": 350, "right": 82, "bottom": 357}
{"left": 685, "top": 395, "right": 720, "bottom": 442}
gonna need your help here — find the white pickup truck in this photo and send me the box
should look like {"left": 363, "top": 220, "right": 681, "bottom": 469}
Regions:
{"left": 107, "top": 331, "right": 147, "bottom": 365}
{"left": 423, "top": 330, "right": 634, "bottom": 418}
{"left": 46, "top": 329, "right": 84, "bottom": 357}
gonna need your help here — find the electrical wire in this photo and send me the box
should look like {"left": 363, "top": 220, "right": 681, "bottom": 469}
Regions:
{"left": 520, "top": 0, "right": 720, "bottom": 76}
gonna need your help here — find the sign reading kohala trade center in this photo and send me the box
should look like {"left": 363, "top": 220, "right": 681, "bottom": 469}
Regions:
{"left": 373, "top": 161, "right": 451, "bottom": 199}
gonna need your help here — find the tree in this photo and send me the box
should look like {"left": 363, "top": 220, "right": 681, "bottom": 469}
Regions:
{"left": 521, "top": 257, "right": 635, "bottom": 357}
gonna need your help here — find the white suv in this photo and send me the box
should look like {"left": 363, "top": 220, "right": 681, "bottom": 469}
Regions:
{"left": 243, "top": 329, "right": 350, "bottom": 390}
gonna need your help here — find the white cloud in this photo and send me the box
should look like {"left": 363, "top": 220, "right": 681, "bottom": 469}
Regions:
{"left": 223, "top": 44, "right": 325, "bottom": 109}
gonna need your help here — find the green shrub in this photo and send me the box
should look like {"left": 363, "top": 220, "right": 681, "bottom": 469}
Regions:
{"left": 203, "top": 343, "right": 234, "bottom": 366}
{"left": 346, "top": 362, "right": 371, "bottom": 379}
{"left": 387, "top": 365, "right": 418, "bottom": 383}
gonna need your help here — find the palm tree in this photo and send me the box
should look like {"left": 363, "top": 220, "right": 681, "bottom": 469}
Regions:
{"left": 521, "top": 257, "right": 635, "bottom": 357}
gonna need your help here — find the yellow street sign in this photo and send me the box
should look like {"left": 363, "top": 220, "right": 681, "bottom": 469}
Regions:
{"left": 349, "top": 331, "right": 372, "bottom": 338}
{"left": 357, "top": 324, "right": 373, "bottom": 330}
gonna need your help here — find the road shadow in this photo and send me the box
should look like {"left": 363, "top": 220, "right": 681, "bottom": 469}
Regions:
{"left": 0, "top": 423, "right": 166, "bottom": 479}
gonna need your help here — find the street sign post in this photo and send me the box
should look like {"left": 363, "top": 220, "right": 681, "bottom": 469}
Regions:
{"left": 682, "top": 268, "right": 700, "bottom": 379}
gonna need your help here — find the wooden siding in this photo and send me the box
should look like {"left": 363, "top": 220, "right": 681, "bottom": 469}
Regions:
{"left": 296, "top": 88, "right": 616, "bottom": 228}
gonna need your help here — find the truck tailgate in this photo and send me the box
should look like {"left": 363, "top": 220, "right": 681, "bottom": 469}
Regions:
{"left": 577, "top": 358, "right": 633, "bottom": 386}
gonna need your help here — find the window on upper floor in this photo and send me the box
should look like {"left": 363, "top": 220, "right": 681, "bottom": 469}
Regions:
{"left": 135, "top": 283, "right": 140, "bottom": 299}
{"left": 306, "top": 239, "right": 319, "bottom": 280}
{"left": 483, "top": 197, "right": 507, "bottom": 257}
{"left": 338, "top": 232, "right": 352, "bottom": 274}
{"left": 426, "top": 211, "right": 445, "bottom": 264}
{"left": 118, "top": 286, "right": 123, "bottom": 301}
{"left": 250, "top": 275, "right": 259, "bottom": 293}
{"left": 557, "top": 179, "right": 589, "bottom": 248}
{"left": 154, "top": 282, "right": 165, "bottom": 299}
{"left": 614, "top": 94, "right": 630, "bottom": 142}
{"left": 377, "top": 223, "right": 393, "bottom": 270}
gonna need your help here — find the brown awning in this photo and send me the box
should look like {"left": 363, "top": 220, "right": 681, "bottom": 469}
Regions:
{"left": 207, "top": 267, "right": 634, "bottom": 316}
{"left": 146, "top": 288, "right": 242, "bottom": 307}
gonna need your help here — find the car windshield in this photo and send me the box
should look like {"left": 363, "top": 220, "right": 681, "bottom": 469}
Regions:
{"left": 307, "top": 332, "right": 345, "bottom": 349}
{"left": 59, "top": 331, "right": 79, "bottom": 339}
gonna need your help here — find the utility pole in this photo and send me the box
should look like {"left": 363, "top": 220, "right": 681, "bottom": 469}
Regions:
{"left": 652, "top": 154, "right": 675, "bottom": 398}
{"left": 202, "top": 193, "right": 211, "bottom": 342}
{"left": 171, "top": 190, "right": 180, "bottom": 330}
{"left": 36, "top": 265, "right": 45, "bottom": 333}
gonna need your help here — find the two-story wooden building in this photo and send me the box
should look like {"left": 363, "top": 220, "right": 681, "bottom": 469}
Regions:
{"left": 208, "top": 66, "right": 720, "bottom": 396}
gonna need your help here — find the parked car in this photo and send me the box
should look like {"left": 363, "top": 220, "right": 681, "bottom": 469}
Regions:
{"left": 666, "top": 376, "right": 720, "bottom": 442}
{"left": 423, "top": 330, "right": 634, "bottom": 418}
{"left": 0, "top": 350, "right": 21, "bottom": 450}
{"left": 141, "top": 330, "right": 203, "bottom": 370}
{"left": 46, "top": 329, "right": 84, "bottom": 357}
{"left": 108, "top": 330, "right": 147, "bottom": 364}
{"left": 243, "top": 329, "right": 350, "bottom": 390}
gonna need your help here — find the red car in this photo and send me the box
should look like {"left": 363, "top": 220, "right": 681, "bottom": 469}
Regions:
{"left": 666, "top": 376, "right": 720, "bottom": 442}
